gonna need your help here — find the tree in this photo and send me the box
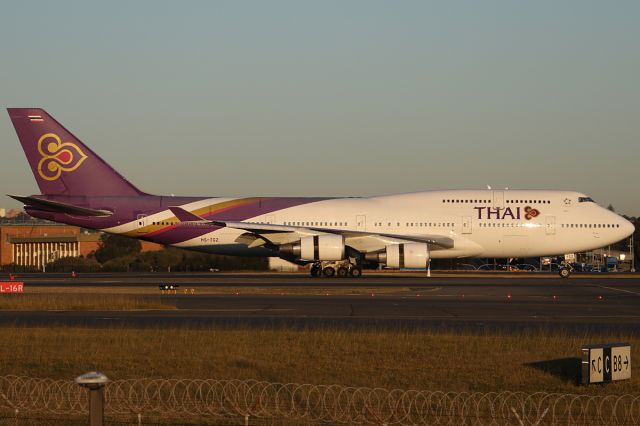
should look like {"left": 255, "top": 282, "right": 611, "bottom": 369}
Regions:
{"left": 94, "top": 234, "right": 142, "bottom": 263}
{"left": 47, "top": 255, "right": 101, "bottom": 272}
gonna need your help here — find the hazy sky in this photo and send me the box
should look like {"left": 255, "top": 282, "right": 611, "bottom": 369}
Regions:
{"left": 1, "top": 1, "right": 638, "bottom": 214}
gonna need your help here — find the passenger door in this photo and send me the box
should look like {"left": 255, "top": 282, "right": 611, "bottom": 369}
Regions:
{"left": 462, "top": 216, "right": 472, "bottom": 234}
{"left": 545, "top": 216, "right": 556, "bottom": 235}
{"left": 135, "top": 214, "right": 148, "bottom": 235}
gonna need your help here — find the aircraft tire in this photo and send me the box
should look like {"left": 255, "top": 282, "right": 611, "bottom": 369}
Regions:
{"left": 336, "top": 267, "right": 349, "bottom": 278}
{"left": 322, "top": 266, "right": 336, "bottom": 277}
{"left": 349, "top": 266, "right": 363, "bottom": 278}
{"left": 559, "top": 267, "right": 571, "bottom": 279}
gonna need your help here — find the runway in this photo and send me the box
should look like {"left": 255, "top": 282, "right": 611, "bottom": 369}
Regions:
{"left": 2, "top": 273, "right": 640, "bottom": 333}
{"left": 6, "top": 271, "right": 640, "bottom": 287}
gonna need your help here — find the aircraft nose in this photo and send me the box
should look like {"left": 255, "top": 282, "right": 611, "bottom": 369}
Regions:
{"left": 621, "top": 218, "right": 635, "bottom": 238}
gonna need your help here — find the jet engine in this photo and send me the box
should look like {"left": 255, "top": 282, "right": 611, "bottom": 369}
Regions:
{"left": 365, "top": 243, "right": 430, "bottom": 269}
{"left": 280, "top": 234, "right": 345, "bottom": 261}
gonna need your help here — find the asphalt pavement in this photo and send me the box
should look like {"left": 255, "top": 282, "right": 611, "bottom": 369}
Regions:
{"left": 1, "top": 272, "right": 639, "bottom": 333}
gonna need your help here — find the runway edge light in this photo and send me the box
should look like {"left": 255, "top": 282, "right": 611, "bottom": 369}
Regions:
{"left": 581, "top": 343, "right": 631, "bottom": 385}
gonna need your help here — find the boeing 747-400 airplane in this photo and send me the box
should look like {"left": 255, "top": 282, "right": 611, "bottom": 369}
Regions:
{"left": 6, "top": 108, "right": 635, "bottom": 277}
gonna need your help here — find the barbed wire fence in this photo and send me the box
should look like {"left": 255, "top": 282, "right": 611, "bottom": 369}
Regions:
{"left": 1, "top": 375, "right": 640, "bottom": 425}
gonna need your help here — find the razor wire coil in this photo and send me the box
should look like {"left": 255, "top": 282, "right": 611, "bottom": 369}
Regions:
{"left": 1, "top": 375, "right": 640, "bottom": 425}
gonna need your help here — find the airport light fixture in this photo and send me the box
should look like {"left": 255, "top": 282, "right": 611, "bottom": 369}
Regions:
{"left": 75, "top": 371, "right": 109, "bottom": 426}
{"left": 75, "top": 371, "right": 109, "bottom": 388}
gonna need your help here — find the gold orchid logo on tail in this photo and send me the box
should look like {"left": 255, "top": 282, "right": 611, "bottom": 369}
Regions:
{"left": 37, "top": 133, "right": 88, "bottom": 181}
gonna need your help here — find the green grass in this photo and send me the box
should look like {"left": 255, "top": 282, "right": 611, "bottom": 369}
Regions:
{"left": 0, "top": 326, "right": 637, "bottom": 395}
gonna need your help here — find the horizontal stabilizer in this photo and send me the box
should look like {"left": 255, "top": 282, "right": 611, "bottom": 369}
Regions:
{"left": 8, "top": 195, "right": 113, "bottom": 217}
{"left": 168, "top": 206, "right": 207, "bottom": 222}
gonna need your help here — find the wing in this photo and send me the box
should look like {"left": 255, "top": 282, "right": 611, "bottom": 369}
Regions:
{"left": 168, "top": 206, "right": 454, "bottom": 253}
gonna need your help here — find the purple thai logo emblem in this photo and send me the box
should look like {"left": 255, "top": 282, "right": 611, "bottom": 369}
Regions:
{"left": 524, "top": 206, "right": 540, "bottom": 220}
{"left": 474, "top": 205, "right": 541, "bottom": 220}
{"left": 37, "top": 133, "right": 88, "bottom": 181}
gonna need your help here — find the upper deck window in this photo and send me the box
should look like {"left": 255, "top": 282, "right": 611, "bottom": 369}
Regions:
{"left": 578, "top": 197, "right": 594, "bottom": 203}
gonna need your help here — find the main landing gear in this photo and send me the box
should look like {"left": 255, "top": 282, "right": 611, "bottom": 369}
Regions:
{"left": 310, "top": 261, "right": 362, "bottom": 278}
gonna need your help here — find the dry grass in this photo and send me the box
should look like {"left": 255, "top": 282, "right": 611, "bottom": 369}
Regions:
{"left": 0, "top": 326, "right": 637, "bottom": 395}
{"left": 0, "top": 294, "right": 173, "bottom": 310}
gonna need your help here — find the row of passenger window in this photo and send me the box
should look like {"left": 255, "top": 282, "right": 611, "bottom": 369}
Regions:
{"left": 373, "top": 222, "right": 454, "bottom": 228}
{"left": 151, "top": 220, "right": 620, "bottom": 231}
{"left": 479, "top": 223, "right": 536, "bottom": 228}
{"left": 477, "top": 222, "right": 621, "bottom": 229}
{"left": 562, "top": 223, "right": 620, "bottom": 229}
{"left": 506, "top": 199, "right": 550, "bottom": 204}
{"left": 443, "top": 199, "right": 490, "bottom": 203}
{"left": 284, "top": 221, "right": 347, "bottom": 227}
{"left": 283, "top": 221, "right": 455, "bottom": 228}
{"left": 442, "top": 199, "right": 552, "bottom": 204}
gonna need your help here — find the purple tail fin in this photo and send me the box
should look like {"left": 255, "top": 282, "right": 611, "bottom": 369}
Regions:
{"left": 7, "top": 108, "right": 145, "bottom": 196}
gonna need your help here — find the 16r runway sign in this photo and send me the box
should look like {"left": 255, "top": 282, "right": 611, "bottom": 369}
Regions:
{"left": 582, "top": 343, "right": 631, "bottom": 384}
{"left": 0, "top": 282, "right": 24, "bottom": 293}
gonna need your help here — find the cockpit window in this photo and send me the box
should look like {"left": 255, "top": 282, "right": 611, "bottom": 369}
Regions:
{"left": 578, "top": 197, "right": 595, "bottom": 203}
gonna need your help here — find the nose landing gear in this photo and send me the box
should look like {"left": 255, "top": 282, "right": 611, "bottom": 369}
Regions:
{"left": 559, "top": 267, "right": 571, "bottom": 278}
{"left": 558, "top": 261, "right": 573, "bottom": 278}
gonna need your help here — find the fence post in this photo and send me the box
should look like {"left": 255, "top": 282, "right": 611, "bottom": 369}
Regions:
{"left": 75, "top": 372, "right": 109, "bottom": 426}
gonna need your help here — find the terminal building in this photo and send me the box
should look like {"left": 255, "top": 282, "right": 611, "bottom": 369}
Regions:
{"left": 0, "top": 223, "right": 101, "bottom": 269}
{"left": 0, "top": 218, "right": 162, "bottom": 270}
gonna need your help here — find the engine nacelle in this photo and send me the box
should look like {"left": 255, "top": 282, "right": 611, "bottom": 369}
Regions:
{"left": 280, "top": 234, "right": 345, "bottom": 261}
{"left": 365, "top": 243, "right": 430, "bottom": 269}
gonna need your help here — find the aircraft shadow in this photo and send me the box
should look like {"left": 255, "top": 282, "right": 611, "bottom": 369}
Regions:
{"left": 525, "top": 357, "right": 582, "bottom": 384}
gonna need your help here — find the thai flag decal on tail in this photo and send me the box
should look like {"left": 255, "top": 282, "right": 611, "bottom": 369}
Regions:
{"left": 28, "top": 115, "right": 44, "bottom": 122}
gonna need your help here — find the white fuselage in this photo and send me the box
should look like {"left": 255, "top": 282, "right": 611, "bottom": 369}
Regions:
{"left": 111, "top": 189, "right": 633, "bottom": 259}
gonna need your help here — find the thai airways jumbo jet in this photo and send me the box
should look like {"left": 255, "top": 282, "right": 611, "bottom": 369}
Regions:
{"left": 6, "top": 108, "right": 635, "bottom": 278}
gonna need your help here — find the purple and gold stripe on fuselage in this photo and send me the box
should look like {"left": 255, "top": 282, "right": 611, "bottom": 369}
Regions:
{"left": 126, "top": 196, "right": 331, "bottom": 246}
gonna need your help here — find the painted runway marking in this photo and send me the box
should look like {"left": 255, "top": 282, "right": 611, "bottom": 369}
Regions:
{"left": 590, "top": 284, "right": 640, "bottom": 296}
{"left": 194, "top": 308, "right": 295, "bottom": 312}
{"left": 556, "top": 315, "right": 640, "bottom": 319}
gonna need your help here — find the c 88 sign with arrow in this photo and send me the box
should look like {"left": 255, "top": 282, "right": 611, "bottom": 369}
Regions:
{"left": 582, "top": 343, "right": 631, "bottom": 384}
